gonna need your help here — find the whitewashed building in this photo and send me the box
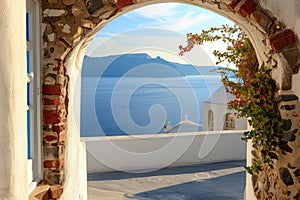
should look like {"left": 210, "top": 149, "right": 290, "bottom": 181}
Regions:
{"left": 202, "top": 86, "right": 247, "bottom": 131}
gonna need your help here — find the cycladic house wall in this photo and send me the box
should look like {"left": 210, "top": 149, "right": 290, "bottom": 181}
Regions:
{"left": 0, "top": 1, "right": 28, "bottom": 200}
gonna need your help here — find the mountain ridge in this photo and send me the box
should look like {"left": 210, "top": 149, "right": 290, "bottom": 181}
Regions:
{"left": 82, "top": 53, "right": 220, "bottom": 77}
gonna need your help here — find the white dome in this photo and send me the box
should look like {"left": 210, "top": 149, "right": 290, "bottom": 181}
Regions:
{"left": 164, "top": 115, "right": 202, "bottom": 133}
{"left": 208, "top": 86, "right": 235, "bottom": 105}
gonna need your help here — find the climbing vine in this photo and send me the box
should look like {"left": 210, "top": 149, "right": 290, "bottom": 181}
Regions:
{"left": 179, "top": 25, "right": 282, "bottom": 174}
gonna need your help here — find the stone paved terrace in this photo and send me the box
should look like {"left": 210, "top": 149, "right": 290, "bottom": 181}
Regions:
{"left": 87, "top": 160, "right": 246, "bottom": 200}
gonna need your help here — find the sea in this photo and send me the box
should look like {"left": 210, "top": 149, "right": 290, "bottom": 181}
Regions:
{"left": 80, "top": 75, "right": 222, "bottom": 137}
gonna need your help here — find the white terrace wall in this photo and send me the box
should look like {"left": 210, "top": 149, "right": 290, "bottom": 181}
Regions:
{"left": 84, "top": 131, "right": 246, "bottom": 173}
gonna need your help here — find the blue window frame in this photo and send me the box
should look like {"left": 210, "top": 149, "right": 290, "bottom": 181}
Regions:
{"left": 26, "top": 0, "right": 42, "bottom": 187}
{"left": 26, "top": 12, "right": 31, "bottom": 159}
{"left": 26, "top": 12, "right": 30, "bottom": 41}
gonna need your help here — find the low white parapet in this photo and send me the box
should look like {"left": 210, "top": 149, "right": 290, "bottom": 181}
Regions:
{"left": 82, "top": 130, "right": 246, "bottom": 173}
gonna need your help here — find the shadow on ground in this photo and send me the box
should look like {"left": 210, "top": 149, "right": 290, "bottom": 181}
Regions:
{"left": 125, "top": 171, "right": 245, "bottom": 200}
{"left": 88, "top": 160, "right": 246, "bottom": 200}
{"left": 88, "top": 160, "right": 245, "bottom": 181}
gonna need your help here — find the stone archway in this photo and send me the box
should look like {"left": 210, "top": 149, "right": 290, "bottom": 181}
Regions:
{"left": 41, "top": 0, "right": 300, "bottom": 199}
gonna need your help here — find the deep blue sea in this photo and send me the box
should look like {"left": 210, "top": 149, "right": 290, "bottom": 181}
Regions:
{"left": 80, "top": 75, "right": 222, "bottom": 137}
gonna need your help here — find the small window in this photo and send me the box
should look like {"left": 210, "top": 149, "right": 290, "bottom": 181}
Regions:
{"left": 208, "top": 109, "right": 214, "bottom": 131}
{"left": 224, "top": 113, "right": 235, "bottom": 130}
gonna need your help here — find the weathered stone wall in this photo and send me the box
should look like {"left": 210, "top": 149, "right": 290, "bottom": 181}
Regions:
{"left": 40, "top": 0, "right": 300, "bottom": 199}
{"left": 250, "top": 94, "right": 300, "bottom": 199}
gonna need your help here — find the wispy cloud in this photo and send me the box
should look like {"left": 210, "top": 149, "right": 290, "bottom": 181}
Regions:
{"left": 126, "top": 3, "right": 214, "bottom": 32}
{"left": 89, "top": 3, "right": 234, "bottom": 66}
{"left": 128, "top": 3, "right": 179, "bottom": 18}
{"left": 159, "top": 12, "right": 213, "bottom": 32}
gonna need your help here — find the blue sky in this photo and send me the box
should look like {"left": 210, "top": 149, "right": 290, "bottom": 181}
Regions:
{"left": 97, "top": 3, "right": 233, "bottom": 36}
{"left": 87, "top": 3, "right": 234, "bottom": 66}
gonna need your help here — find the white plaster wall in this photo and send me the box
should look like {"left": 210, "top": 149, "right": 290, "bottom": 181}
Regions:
{"left": 0, "top": 1, "right": 28, "bottom": 199}
{"left": 83, "top": 131, "right": 246, "bottom": 173}
{"left": 202, "top": 102, "right": 210, "bottom": 131}
{"left": 261, "top": 0, "right": 300, "bottom": 97}
{"left": 202, "top": 102, "right": 247, "bottom": 131}
{"left": 246, "top": 141, "right": 256, "bottom": 200}
{"left": 236, "top": 118, "right": 247, "bottom": 130}
{"left": 202, "top": 102, "right": 226, "bottom": 131}
{"left": 61, "top": 43, "right": 87, "bottom": 200}
{"left": 260, "top": 0, "right": 300, "bottom": 31}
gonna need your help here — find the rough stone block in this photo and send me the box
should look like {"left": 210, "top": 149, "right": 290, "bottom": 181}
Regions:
{"left": 280, "top": 168, "right": 294, "bottom": 186}
{"left": 47, "top": 33, "right": 55, "bottom": 42}
{"left": 270, "top": 29, "right": 297, "bottom": 51}
{"left": 49, "top": 185, "right": 64, "bottom": 198}
{"left": 72, "top": 26, "right": 83, "bottom": 41}
{"left": 44, "top": 128, "right": 66, "bottom": 144}
{"left": 294, "top": 169, "right": 300, "bottom": 177}
{"left": 281, "top": 46, "right": 300, "bottom": 73}
{"left": 62, "top": 0, "right": 76, "bottom": 6}
{"left": 81, "top": 19, "right": 94, "bottom": 29}
{"left": 44, "top": 75, "right": 57, "bottom": 85}
{"left": 281, "top": 119, "right": 292, "bottom": 131}
{"left": 43, "top": 9, "right": 66, "bottom": 17}
{"left": 280, "top": 104, "right": 296, "bottom": 111}
{"left": 44, "top": 146, "right": 60, "bottom": 160}
{"left": 276, "top": 95, "right": 299, "bottom": 103}
{"left": 86, "top": 0, "right": 104, "bottom": 14}
{"left": 29, "top": 185, "right": 50, "bottom": 200}
{"left": 43, "top": 124, "right": 52, "bottom": 132}
{"left": 71, "top": 4, "right": 82, "bottom": 16}
{"left": 61, "top": 24, "right": 71, "bottom": 34}
{"left": 44, "top": 168, "right": 64, "bottom": 185}
{"left": 238, "top": 0, "right": 258, "bottom": 17}
{"left": 250, "top": 8, "right": 274, "bottom": 32}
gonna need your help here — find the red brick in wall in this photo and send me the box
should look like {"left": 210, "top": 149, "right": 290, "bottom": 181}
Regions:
{"left": 230, "top": 0, "right": 242, "bottom": 10}
{"left": 42, "top": 85, "right": 64, "bottom": 96}
{"left": 270, "top": 29, "right": 297, "bottom": 51}
{"left": 239, "top": 0, "right": 258, "bottom": 17}
{"left": 44, "top": 159, "right": 64, "bottom": 168}
{"left": 43, "top": 110, "right": 66, "bottom": 124}
{"left": 116, "top": 0, "right": 133, "bottom": 9}
{"left": 43, "top": 97, "right": 62, "bottom": 105}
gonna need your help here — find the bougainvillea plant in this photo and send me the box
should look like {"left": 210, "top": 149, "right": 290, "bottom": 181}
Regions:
{"left": 179, "top": 24, "right": 282, "bottom": 174}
